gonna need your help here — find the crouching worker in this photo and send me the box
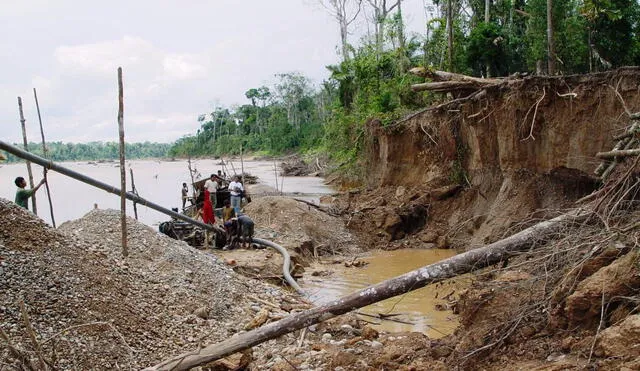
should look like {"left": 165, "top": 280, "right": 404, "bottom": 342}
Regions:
{"left": 237, "top": 214, "right": 255, "bottom": 249}
{"left": 223, "top": 217, "right": 239, "bottom": 250}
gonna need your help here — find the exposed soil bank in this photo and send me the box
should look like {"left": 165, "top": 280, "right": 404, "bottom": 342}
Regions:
{"left": 342, "top": 68, "right": 640, "bottom": 251}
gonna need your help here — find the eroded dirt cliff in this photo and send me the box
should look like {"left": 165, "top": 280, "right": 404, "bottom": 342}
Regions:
{"left": 345, "top": 67, "right": 640, "bottom": 249}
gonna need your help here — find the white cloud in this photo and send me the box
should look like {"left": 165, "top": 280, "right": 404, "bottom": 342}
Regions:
{"left": 54, "top": 36, "right": 158, "bottom": 76}
{"left": 163, "top": 54, "right": 207, "bottom": 80}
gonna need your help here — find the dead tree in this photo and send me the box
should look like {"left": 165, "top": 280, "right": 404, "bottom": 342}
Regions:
{"left": 364, "top": 0, "right": 400, "bottom": 56}
{"left": 145, "top": 208, "right": 590, "bottom": 370}
{"left": 319, "top": 0, "right": 362, "bottom": 60}
{"left": 409, "top": 67, "right": 502, "bottom": 93}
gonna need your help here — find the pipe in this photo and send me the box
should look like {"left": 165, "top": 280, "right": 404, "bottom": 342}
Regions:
{"left": 1, "top": 140, "right": 305, "bottom": 294}
{"left": 253, "top": 238, "right": 305, "bottom": 295}
{"left": 0, "top": 140, "right": 221, "bottom": 233}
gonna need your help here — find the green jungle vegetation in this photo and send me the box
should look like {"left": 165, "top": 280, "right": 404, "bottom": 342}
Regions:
{"left": 5, "top": 1, "right": 640, "bottom": 173}
{"left": 2, "top": 141, "right": 171, "bottom": 163}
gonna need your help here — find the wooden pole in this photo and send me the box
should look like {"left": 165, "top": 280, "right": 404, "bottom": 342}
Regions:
{"left": 273, "top": 160, "right": 279, "bottom": 193}
{"left": 146, "top": 209, "right": 590, "bottom": 370}
{"left": 17, "top": 97, "right": 37, "bottom": 214}
{"left": 130, "top": 168, "right": 138, "bottom": 220}
{"left": 117, "top": 67, "right": 128, "bottom": 257}
{"left": 240, "top": 141, "right": 245, "bottom": 185}
{"left": 33, "top": 88, "right": 56, "bottom": 227}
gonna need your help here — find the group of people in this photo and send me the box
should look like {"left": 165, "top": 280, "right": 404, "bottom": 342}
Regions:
{"left": 185, "top": 171, "right": 254, "bottom": 250}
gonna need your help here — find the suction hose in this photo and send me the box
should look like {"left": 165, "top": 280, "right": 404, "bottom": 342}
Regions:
{"left": 252, "top": 238, "right": 305, "bottom": 295}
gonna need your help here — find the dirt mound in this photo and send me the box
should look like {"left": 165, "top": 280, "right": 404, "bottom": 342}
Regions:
{"left": 0, "top": 199, "right": 308, "bottom": 370}
{"left": 245, "top": 196, "right": 360, "bottom": 257}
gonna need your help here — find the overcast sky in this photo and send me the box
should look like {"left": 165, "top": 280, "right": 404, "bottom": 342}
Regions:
{"left": 1, "top": 0, "right": 428, "bottom": 144}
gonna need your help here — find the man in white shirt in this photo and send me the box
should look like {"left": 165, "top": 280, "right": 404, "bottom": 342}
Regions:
{"left": 228, "top": 175, "right": 244, "bottom": 214}
{"left": 203, "top": 174, "right": 218, "bottom": 208}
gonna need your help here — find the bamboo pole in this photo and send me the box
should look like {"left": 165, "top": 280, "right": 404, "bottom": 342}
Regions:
{"left": 33, "top": 88, "right": 56, "bottom": 227}
{"left": 146, "top": 209, "right": 591, "bottom": 370}
{"left": 17, "top": 97, "right": 37, "bottom": 214}
{"left": 240, "top": 141, "right": 245, "bottom": 185}
{"left": 273, "top": 160, "right": 279, "bottom": 193}
{"left": 130, "top": 168, "right": 138, "bottom": 220}
{"left": 117, "top": 67, "right": 127, "bottom": 257}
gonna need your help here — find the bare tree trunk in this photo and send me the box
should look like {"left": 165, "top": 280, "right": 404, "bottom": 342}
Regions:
{"left": 33, "top": 88, "right": 56, "bottom": 227}
{"left": 340, "top": 20, "right": 349, "bottom": 61}
{"left": 145, "top": 209, "right": 590, "bottom": 371}
{"left": 484, "top": 0, "right": 491, "bottom": 77}
{"left": 117, "top": 67, "right": 128, "bottom": 257}
{"left": 320, "top": 0, "right": 362, "bottom": 61}
{"left": 447, "top": 0, "right": 454, "bottom": 71}
{"left": 485, "top": 0, "right": 490, "bottom": 22}
{"left": 547, "top": 0, "right": 556, "bottom": 75}
{"left": 17, "top": 97, "right": 37, "bottom": 214}
{"left": 397, "top": 0, "right": 405, "bottom": 50}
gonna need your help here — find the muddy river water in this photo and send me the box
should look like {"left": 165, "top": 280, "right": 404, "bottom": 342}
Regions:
{"left": 302, "top": 249, "right": 463, "bottom": 338}
{"left": 1, "top": 158, "right": 461, "bottom": 336}
{"left": 0, "top": 158, "right": 327, "bottom": 227}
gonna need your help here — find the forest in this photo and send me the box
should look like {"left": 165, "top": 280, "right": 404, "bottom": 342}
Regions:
{"left": 168, "top": 0, "right": 640, "bottom": 175}
{"left": 2, "top": 141, "right": 171, "bottom": 163}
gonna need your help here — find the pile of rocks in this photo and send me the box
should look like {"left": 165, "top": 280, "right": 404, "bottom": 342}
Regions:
{"left": 0, "top": 199, "right": 308, "bottom": 369}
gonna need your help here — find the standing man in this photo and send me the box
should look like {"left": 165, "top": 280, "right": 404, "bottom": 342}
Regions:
{"left": 229, "top": 175, "right": 244, "bottom": 214}
{"left": 181, "top": 182, "right": 189, "bottom": 209}
{"left": 204, "top": 174, "right": 218, "bottom": 208}
{"left": 15, "top": 176, "right": 45, "bottom": 210}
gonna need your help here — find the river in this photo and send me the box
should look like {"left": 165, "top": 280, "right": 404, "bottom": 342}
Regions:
{"left": 0, "top": 158, "right": 329, "bottom": 227}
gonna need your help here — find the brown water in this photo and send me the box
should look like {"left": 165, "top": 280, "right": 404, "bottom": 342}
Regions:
{"left": 303, "top": 249, "right": 465, "bottom": 338}
{"left": 0, "top": 158, "right": 332, "bottom": 227}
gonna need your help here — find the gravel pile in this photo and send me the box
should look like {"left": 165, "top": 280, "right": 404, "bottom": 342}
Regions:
{"left": 246, "top": 197, "right": 359, "bottom": 256}
{"left": 0, "top": 198, "right": 307, "bottom": 370}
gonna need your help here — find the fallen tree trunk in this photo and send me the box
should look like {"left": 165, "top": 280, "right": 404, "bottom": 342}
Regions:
{"left": 408, "top": 67, "right": 502, "bottom": 84}
{"left": 145, "top": 208, "right": 591, "bottom": 371}
{"left": 596, "top": 148, "right": 640, "bottom": 159}
{"left": 411, "top": 81, "right": 483, "bottom": 92}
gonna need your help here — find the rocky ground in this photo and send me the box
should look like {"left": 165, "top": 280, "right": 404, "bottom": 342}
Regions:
{"left": 2, "top": 180, "right": 640, "bottom": 370}
{"left": 0, "top": 199, "right": 313, "bottom": 370}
